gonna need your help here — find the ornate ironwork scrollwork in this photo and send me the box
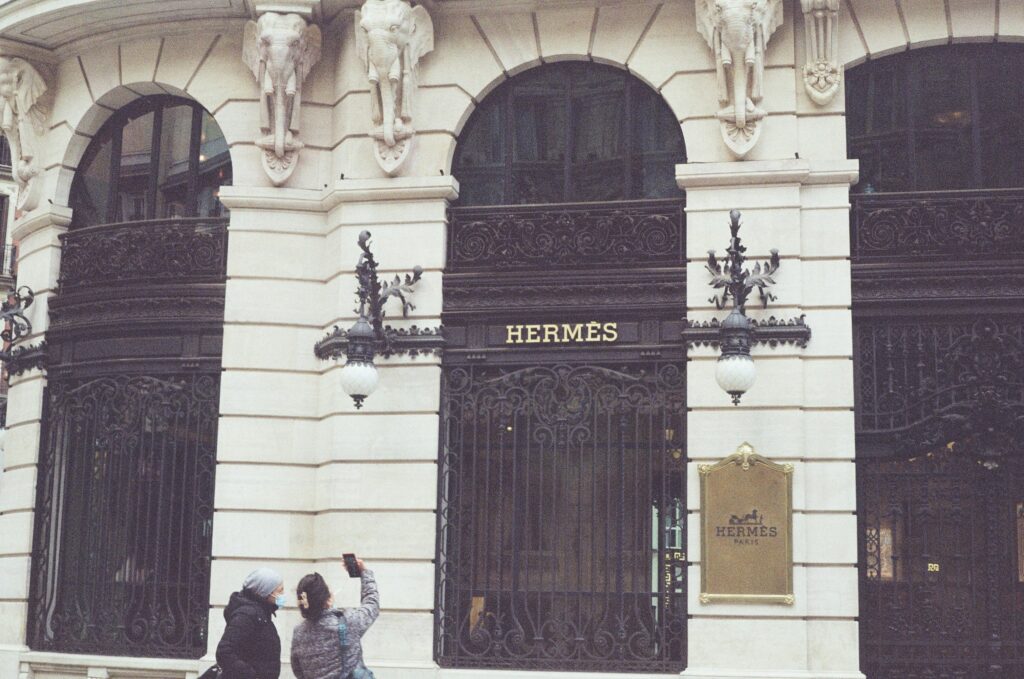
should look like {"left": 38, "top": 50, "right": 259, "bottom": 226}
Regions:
{"left": 852, "top": 188, "right": 1024, "bottom": 259}
{"left": 58, "top": 218, "right": 228, "bottom": 289}
{"left": 856, "top": 317, "right": 1024, "bottom": 464}
{"left": 682, "top": 315, "right": 812, "bottom": 349}
{"left": 28, "top": 373, "right": 220, "bottom": 658}
{"left": 448, "top": 200, "right": 685, "bottom": 272}
{"left": 436, "top": 362, "right": 687, "bottom": 673}
{"left": 315, "top": 323, "right": 445, "bottom": 360}
{"left": 0, "top": 286, "right": 45, "bottom": 377}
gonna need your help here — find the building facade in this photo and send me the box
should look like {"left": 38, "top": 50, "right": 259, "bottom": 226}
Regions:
{"left": 0, "top": 1, "right": 1020, "bottom": 679}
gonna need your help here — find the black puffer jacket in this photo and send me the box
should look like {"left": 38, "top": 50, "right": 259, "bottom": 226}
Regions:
{"left": 216, "top": 590, "right": 282, "bottom": 679}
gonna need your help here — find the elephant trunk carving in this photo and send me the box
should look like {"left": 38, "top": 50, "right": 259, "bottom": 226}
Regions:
{"left": 243, "top": 12, "right": 321, "bottom": 185}
{"left": 357, "top": 0, "right": 434, "bottom": 175}
{"left": 366, "top": 29, "right": 402, "bottom": 146}
{"left": 698, "top": 0, "right": 783, "bottom": 157}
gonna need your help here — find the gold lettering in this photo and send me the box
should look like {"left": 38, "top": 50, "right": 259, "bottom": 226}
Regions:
{"left": 927, "top": 563, "right": 940, "bottom": 573}
{"left": 524, "top": 325, "right": 542, "bottom": 343}
{"left": 505, "top": 325, "right": 524, "bottom": 344}
{"left": 561, "top": 324, "right": 583, "bottom": 342}
{"left": 542, "top": 324, "right": 560, "bottom": 343}
{"left": 585, "top": 321, "right": 602, "bottom": 342}
{"left": 603, "top": 322, "right": 619, "bottom": 342}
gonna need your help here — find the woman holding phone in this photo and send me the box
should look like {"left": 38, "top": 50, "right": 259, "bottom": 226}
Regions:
{"left": 290, "top": 556, "right": 380, "bottom": 679}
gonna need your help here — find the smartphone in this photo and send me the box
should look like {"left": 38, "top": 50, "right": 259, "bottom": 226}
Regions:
{"left": 343, "top": 553, "right": 361, "bottom": 578}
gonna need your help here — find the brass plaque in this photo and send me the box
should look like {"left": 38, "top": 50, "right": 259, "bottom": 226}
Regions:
{"left": 700, "top": 443, "right": 794, "bottom": 604}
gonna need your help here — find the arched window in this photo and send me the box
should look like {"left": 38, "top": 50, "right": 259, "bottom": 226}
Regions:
{"left": 849, "top": 45, "right": 1024, "bottom": 679}
{"left": 453, "top": 62, "right": 686, "bottom": 206}
{"left": 70, "top": 95, "right": 231, "bottom": 227}
{"left": 28, "top": 95, "right": 230, "bottom": 659}
{"left": 438, "top": 64, "right": 688, "bottom": 673}
{"left": 847, "top": 44, "right": 1024, "bottom": 193}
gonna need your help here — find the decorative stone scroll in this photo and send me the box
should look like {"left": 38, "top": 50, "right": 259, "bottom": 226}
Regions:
{"left": 801, "top": 0, "right": 841, "bottom": 105}
{"left": 356, "top": 0, "right": 434, "bottom": 175}
{"left": 696, "top": 0, "right": 784, "bottom": 158}
{"left": 0, "top": 56, "right": 50, "bottom": 212}
{"left": 243, "top": 12, "right": 322, "bottom": 185}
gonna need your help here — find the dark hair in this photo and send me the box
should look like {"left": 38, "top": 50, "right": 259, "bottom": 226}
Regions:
{"left": 296, "top": 573, "right": 331, "bottom": 620}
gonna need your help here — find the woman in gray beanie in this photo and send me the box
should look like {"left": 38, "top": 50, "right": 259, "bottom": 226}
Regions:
{"left": 217, "top": 567, "right": 287, "bottom": 679}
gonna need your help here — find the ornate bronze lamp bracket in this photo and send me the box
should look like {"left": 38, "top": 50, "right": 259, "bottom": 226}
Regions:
{"left": 314, "top": 230, "right": 445, "bottom": 362}
{"left": 0, "top": 286, "right": 47, "bottom": 378}
{"left": 680, "top": 315, "right": 812, "bottom": 349}
{"left": 678, "top": 210, "right": 812, "bottom": 404}
{"left": 680, "top": 209, "right": 812, "bottom": 349}
{"left": 314, "top": 231, "right": 444, "bottom": 408}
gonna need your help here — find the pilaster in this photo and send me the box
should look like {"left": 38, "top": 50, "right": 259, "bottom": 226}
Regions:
{"left": 677, "top": 158, "right": 863, "bottom": 679}
{"left": 0, "top": 206, "right": 71, "bottom": 668}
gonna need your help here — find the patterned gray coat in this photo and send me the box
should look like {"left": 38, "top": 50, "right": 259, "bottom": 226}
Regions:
{"left": 290, "top": 570, "right": 380, "bottom": 679}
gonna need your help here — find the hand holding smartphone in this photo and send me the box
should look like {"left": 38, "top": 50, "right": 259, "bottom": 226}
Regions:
{"left": 343, "top": 553, "right": 362, "bottom": 578}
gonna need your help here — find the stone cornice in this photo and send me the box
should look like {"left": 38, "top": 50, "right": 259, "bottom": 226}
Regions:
{"left": 11, "top": 204, "right": 72, "bottom": 241}
{"left": 219, "top": 175, "right": 460, "bottom": 214}
{"left": 676, "top": 158, "right": 859, "bottom": 189}
{"left": 323, "top": 175, "right": 460, "bottom": 210}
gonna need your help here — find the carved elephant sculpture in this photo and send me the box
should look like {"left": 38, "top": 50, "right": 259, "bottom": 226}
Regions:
{"left": 699, "top": 0, "right": 783, "bottom": 131}
{"left": 356, "top": 0, "right": 434, "bottom": 173}
{"left": 0, "top": 56, "right": 48, "bottom": 212}
{"left": 243, "top": 12, "right": 321, "bottom": 184}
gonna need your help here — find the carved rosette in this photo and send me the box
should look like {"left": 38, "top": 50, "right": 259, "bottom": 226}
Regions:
{"left": 696, "top": 0, "right": 784, "bottom": 158}
{"left": 242, "top": 12, "right": 322, "bottom": 186}
{"left": 0, "top": 56, "right": 51, "bottom": 211}
{"left": 800, "top": 0, "right": 841, "bottom": 105}
{"left": 356, "top": 0, "right": 434, "bottom": 176}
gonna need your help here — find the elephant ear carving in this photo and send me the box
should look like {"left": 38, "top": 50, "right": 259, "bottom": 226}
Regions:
{"left": 242, "top": 19, "right": 262, "bottom": 78}
{"left": 354, "top": 10, "right": 369, "bottom": 71}
{"left": 408, "top": 5, "right": 435, "bottom": 67}
{"left": 299, "top": 24, "right": 323, "bottom": 83}
{"left": 694, "top": 0, "right": 717, "bottom": 50}
{"left": 758, "top": 0, "right": 784, "bottom": 42}
{"left": 14, "top": 59, "right": 48, "bottom": 134}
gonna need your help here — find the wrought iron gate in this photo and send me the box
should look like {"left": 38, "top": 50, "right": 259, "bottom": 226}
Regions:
{"left": 859, "top": 449, "right": 1024, "bottom": 678}
{"left": 854, "top": 317, "right": 1024, "bottom": 678}
{"left": 435, "top": 361, "right": 687, "bottom": 673}
{"left": 27, "top": 216, "right": 228, "bottom": 658}
{"left": 29, "top": 373, "right": 219, "bottom": 657}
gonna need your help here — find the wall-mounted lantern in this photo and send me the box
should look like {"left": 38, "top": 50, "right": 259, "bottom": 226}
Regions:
{"left": 682, "top": 210, "right": 812, "bottom": 405}
{"left": 0, "top": 286, "right": 47, "bottom": 380}
{"left": 314, "top": 231, "right": 444, "bottom": 409}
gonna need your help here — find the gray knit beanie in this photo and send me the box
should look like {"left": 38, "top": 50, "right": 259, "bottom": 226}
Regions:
{"left": 242, "top": 567, "right": 283, "bottom": 598}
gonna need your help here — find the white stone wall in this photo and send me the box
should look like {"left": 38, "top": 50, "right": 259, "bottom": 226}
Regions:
{"left": 1, "top": 0, "right": 1021, "bottom": 678}
{"left": 679, "top": 159, "right": 859, "bottom": 679}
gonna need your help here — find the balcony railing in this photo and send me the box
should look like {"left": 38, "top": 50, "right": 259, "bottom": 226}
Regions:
{"left": 58, "top": 217, "right": 229, "bottom": 291}
{"left": 447, "top": 199, "right": 686, "bottom": 272}
{"left": 851, "top": 188, "right": 1024, "bottom": 261}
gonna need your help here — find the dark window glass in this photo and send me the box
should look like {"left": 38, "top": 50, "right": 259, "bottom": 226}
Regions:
{"left": 847, "top": 44, "right": 1024, "bottom": 192}
{"left": 453, "top": 63, "right": 686, "bottom": 206}
{"left": 70, "top": 96, "right": 230, "bottom": 226}
{"left": 70, "top": 136, "right": 114, "bottom": 227}
{"left": 117, "top": 110, "right": 155, "bottom": 221}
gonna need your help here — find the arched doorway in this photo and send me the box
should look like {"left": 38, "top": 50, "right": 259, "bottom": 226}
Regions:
{"left": 27, "top": 94, "right": 231, "bottom": 658}
{"left": 435, "top": 63, "right": 688, "bottom": 673}
{"left": 850, "top": 44, "right": 1024, "bottom": 678}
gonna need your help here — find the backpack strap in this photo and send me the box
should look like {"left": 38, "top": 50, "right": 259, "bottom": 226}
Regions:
{"left": 337, "top": 612, "right": 349, "bottom": 649}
